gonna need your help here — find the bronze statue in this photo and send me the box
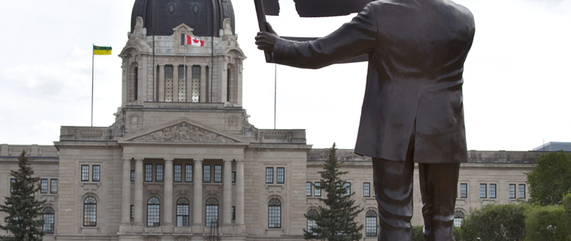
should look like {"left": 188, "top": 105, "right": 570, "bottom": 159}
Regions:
{"left": 255, "top": 0, "right": 475, "bottom": 240}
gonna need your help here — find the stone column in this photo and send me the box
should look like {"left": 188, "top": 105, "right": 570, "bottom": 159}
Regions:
{"left": 134, "top": 159, "right": 144, "bottom": 227}
{"left": 200, "top": 65, "right": 207, "bottom": 102}
{"left": 173, "top": 65, "right": 179, "bottom": 102}
{"left": 164, "top": 159, "right": 174, "bottom": 230}
{"left": 236, "top": 159, "right": 245, "bottom": 227}
{"left": 186, "top": 64, "right": 192, "bottom": 103}
{"left": 158, "top": 64, "right": 165, "bottom": 102}
{"left": 193, "top": 159, "right": 203, "bottom": 227}
{"left": 223, "top": 159, "right": 232, "bottom": 226}
{"left": 122, "top": 158, "right": 132, "bottom": 224}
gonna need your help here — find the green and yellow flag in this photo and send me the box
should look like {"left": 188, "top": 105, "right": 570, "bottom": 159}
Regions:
{"left": 93, "top": 45, "right": 112, "bottom": 55}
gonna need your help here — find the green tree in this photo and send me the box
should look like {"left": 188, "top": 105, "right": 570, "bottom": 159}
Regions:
{"left": 0, "top": 150, "right": 46, "bottom": 241}
{"left": 458, "top": 204, "right": 527, "bottom": 241}
{"left": 303, "top": 143, "right": 364, "bottom": 241}
{"left": 524, "top": 205, "right": 569, "bottom": 241}
{"left": 526, "top": 152, "right": 571, "bottom": 206}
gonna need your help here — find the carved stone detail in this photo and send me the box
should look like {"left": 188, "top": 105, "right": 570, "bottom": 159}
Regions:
{"left": 228, "top": 115, "right": 238, "bottom": 127}
{"left": 146, "top": 236, "right": 159, "bottom": 241}
{"left": 132, "top": 122, "right": 238, "bottom": 143}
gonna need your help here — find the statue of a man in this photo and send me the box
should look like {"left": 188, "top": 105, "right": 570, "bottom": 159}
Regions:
{"left": 255, "top": 0, "right": 475, "bottom": 240}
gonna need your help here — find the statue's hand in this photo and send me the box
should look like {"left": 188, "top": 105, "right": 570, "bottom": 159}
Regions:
{"left": 255, "top": 22, "right": 278, "bottom": 52}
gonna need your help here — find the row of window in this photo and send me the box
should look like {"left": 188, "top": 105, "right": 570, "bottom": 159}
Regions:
{"left": 46, "top": 203, "right": 379, "bottom": 236}
{"left": 81, "top": 164, "right": 239, "bottom": 184}
{"left": 82, "top": 196, "right": 244, "bottom": 228}
{"left": 10, "top": 178, "right": 57, "bottom": 194}
{"left": 135, "top": 164, "right": 237, "bottom": 183}
{"left": 81, "top": 165, "right": 100, "bottom": 182}
{"left": 265, "top": 167, "right": 285, "bottom": 184}
{"left": 161, "top": 65, "right": 202, "bottom": 103}
{"left": 130, "top": 197, "right": 235, "bottom": 227}
{"left": 306, "top": 182, "right": 365, "bottom": 197}
{"left": 307, "top": 209, "right": 378, "bottom": 237}
{"left": 459, "top": 183, "right": 526, "bottom": 199}
{"left": 131, "top": 64, "right": 234, "bottom": 103}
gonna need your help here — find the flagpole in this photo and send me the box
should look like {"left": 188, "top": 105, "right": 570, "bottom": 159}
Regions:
{"left": 184, "top": 44, "right": 187, "bottom": 101}
{"left": 91, "top": 44, "right": 94, "bottom": 127}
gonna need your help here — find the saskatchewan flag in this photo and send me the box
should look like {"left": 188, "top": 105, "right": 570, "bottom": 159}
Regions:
{"left": 93, "top": 45, "right": 112, "bottom": 55}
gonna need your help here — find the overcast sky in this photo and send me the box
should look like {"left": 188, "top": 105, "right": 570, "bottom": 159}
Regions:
{"left": 0, "top": 0, "right": 570, "bottom": 151}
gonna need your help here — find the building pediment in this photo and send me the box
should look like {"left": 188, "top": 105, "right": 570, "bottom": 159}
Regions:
{"left": 119, "top": 118, "right": 245, "bottom": 144}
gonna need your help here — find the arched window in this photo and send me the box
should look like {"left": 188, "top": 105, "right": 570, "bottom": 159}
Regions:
{"left": 454, "top": 211, "right": 465, "bottom": 227}
{"left": 128, "top": 63, "right": 138, "bottom": 102}
{"left": 147, "top": 197, "right": 160, "bottom": 226}
{"left": 43, "top": 207, "right": 55, "bottom": 234}
{"left": 307, "top": 209, "right": 318, "bottom": 235}
{"left": 205, "top": 198, "right": 219, "bottom": 227}
{"left": 176, "top": 198, "right": 190, "bottom": 227}
{"left": 365, "top": 210, "right": 378, "bottom": 237}
{"left": 83, "top": 196, "right": 97, "bottom": 226}
{"left": 268, "top": 198, "right": 281, "bottom": 228}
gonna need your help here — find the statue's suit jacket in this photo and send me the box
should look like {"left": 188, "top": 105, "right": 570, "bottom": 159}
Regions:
{"left": 272, "top": 0, "right": 475, "bottom": 163}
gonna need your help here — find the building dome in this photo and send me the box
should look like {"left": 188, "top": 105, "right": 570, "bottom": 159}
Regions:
{"left": 131, "top": 0, "right": 235, "bottom": 37}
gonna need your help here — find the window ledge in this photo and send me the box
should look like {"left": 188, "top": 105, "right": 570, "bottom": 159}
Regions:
{"left": 80, "top": 226, "right": 99, "bottom": 234}
{"left": 265, "top": 227, "right": 284, "bottom": 236}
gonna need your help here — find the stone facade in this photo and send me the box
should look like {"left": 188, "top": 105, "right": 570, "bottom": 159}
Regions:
{"left": 1, "top": 143, "right": 544, "bottom": 240}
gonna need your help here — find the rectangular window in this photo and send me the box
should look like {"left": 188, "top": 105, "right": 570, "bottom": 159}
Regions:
{"left": 145, "top": 164, "right": 153, "bottom": 182}
{"left": 276, "top": 167, "right": 285, "bottom": 184}
{"left": 490, "top": 184, "right": 496, "bottom": 198}
{"left": 364, "top": 182, "right": 371, "bottom": 197}
{"left": 460, "top": 183, "right": 467, "bottom": 198}
{"left": 232, "top": 172, "right": 236, "bottom": 183}
{"left": 185, "top": 165, "right": 193, "bottom": 182}
{"left": 10, "top": 178, "right": 15, "bottom": 193}
{"left": 306, "top": 182, "right": 312, "bottom": 196}
{"left": 314, "top": 182, "right": 321, "bottom": 197}
{"left": 81, "top": 165, "right": 89, "bottom": 181}
{"left": 40, "top": 179, "right": 48, "bottom": 194}
{"left": 174, "top": 164, "right": 182, "bottom": 182}
{"left": 214, "top": 165, "right": 222, "bottom": 183}
{"left": 131, "top": 170, "right": 135, "bottom": 182}
{"left": 92, "top": 165, "right": 100, "bottom": 182}
{"left": 191, "top": 65, "right": 201, "bottom": 102}
{"left": 232, "top": 206, "right": 236, "bottom": 220}
{"left": 50, "top": 179, "right": 58, "bottom": 194}
{"left": 519, "top": 184, "right": 526, "bottom": 198}
{"left": 265, "top": 167, "right": 274, "bottom": 184}
{"left": 203, "top": 165, "right": 211, "bottom": 183}
{"left": 345, "top": 182, "right": 351, "bottom": 195}
{"left": 156, "top": 164, "right": 164, "bottom": 182}
{"left": 480, "top": 184, "right": 487, "bottom": 198}
{"left": 130, "top": 205, "right": 134, "bottom": 219}
{"left": 509, "top": 184, "right": 516, "bottom": 199}
{"left": 164, "top": 65, "right": 174, "bottom": 102}
{"left": 178, "top": 65, "right": 187, "bottom": 102}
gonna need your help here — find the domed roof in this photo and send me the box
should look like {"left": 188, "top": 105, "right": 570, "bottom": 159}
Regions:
{"left": 131, "top": 0, "right": 235, "bottom": 37}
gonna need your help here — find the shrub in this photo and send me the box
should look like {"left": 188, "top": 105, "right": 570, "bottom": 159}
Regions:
{"left": 524, "top": 205, "right": 570, "bottom": 241}
{"left": 412, "top": 226, "right": 423, "bottom": 241}
{"left": 459, "top": 204, "right": 526, "bottom": 241}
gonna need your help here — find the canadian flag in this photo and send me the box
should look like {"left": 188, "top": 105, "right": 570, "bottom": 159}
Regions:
{"left": 184, "top": 34, "right": 204, "bottom": 47}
